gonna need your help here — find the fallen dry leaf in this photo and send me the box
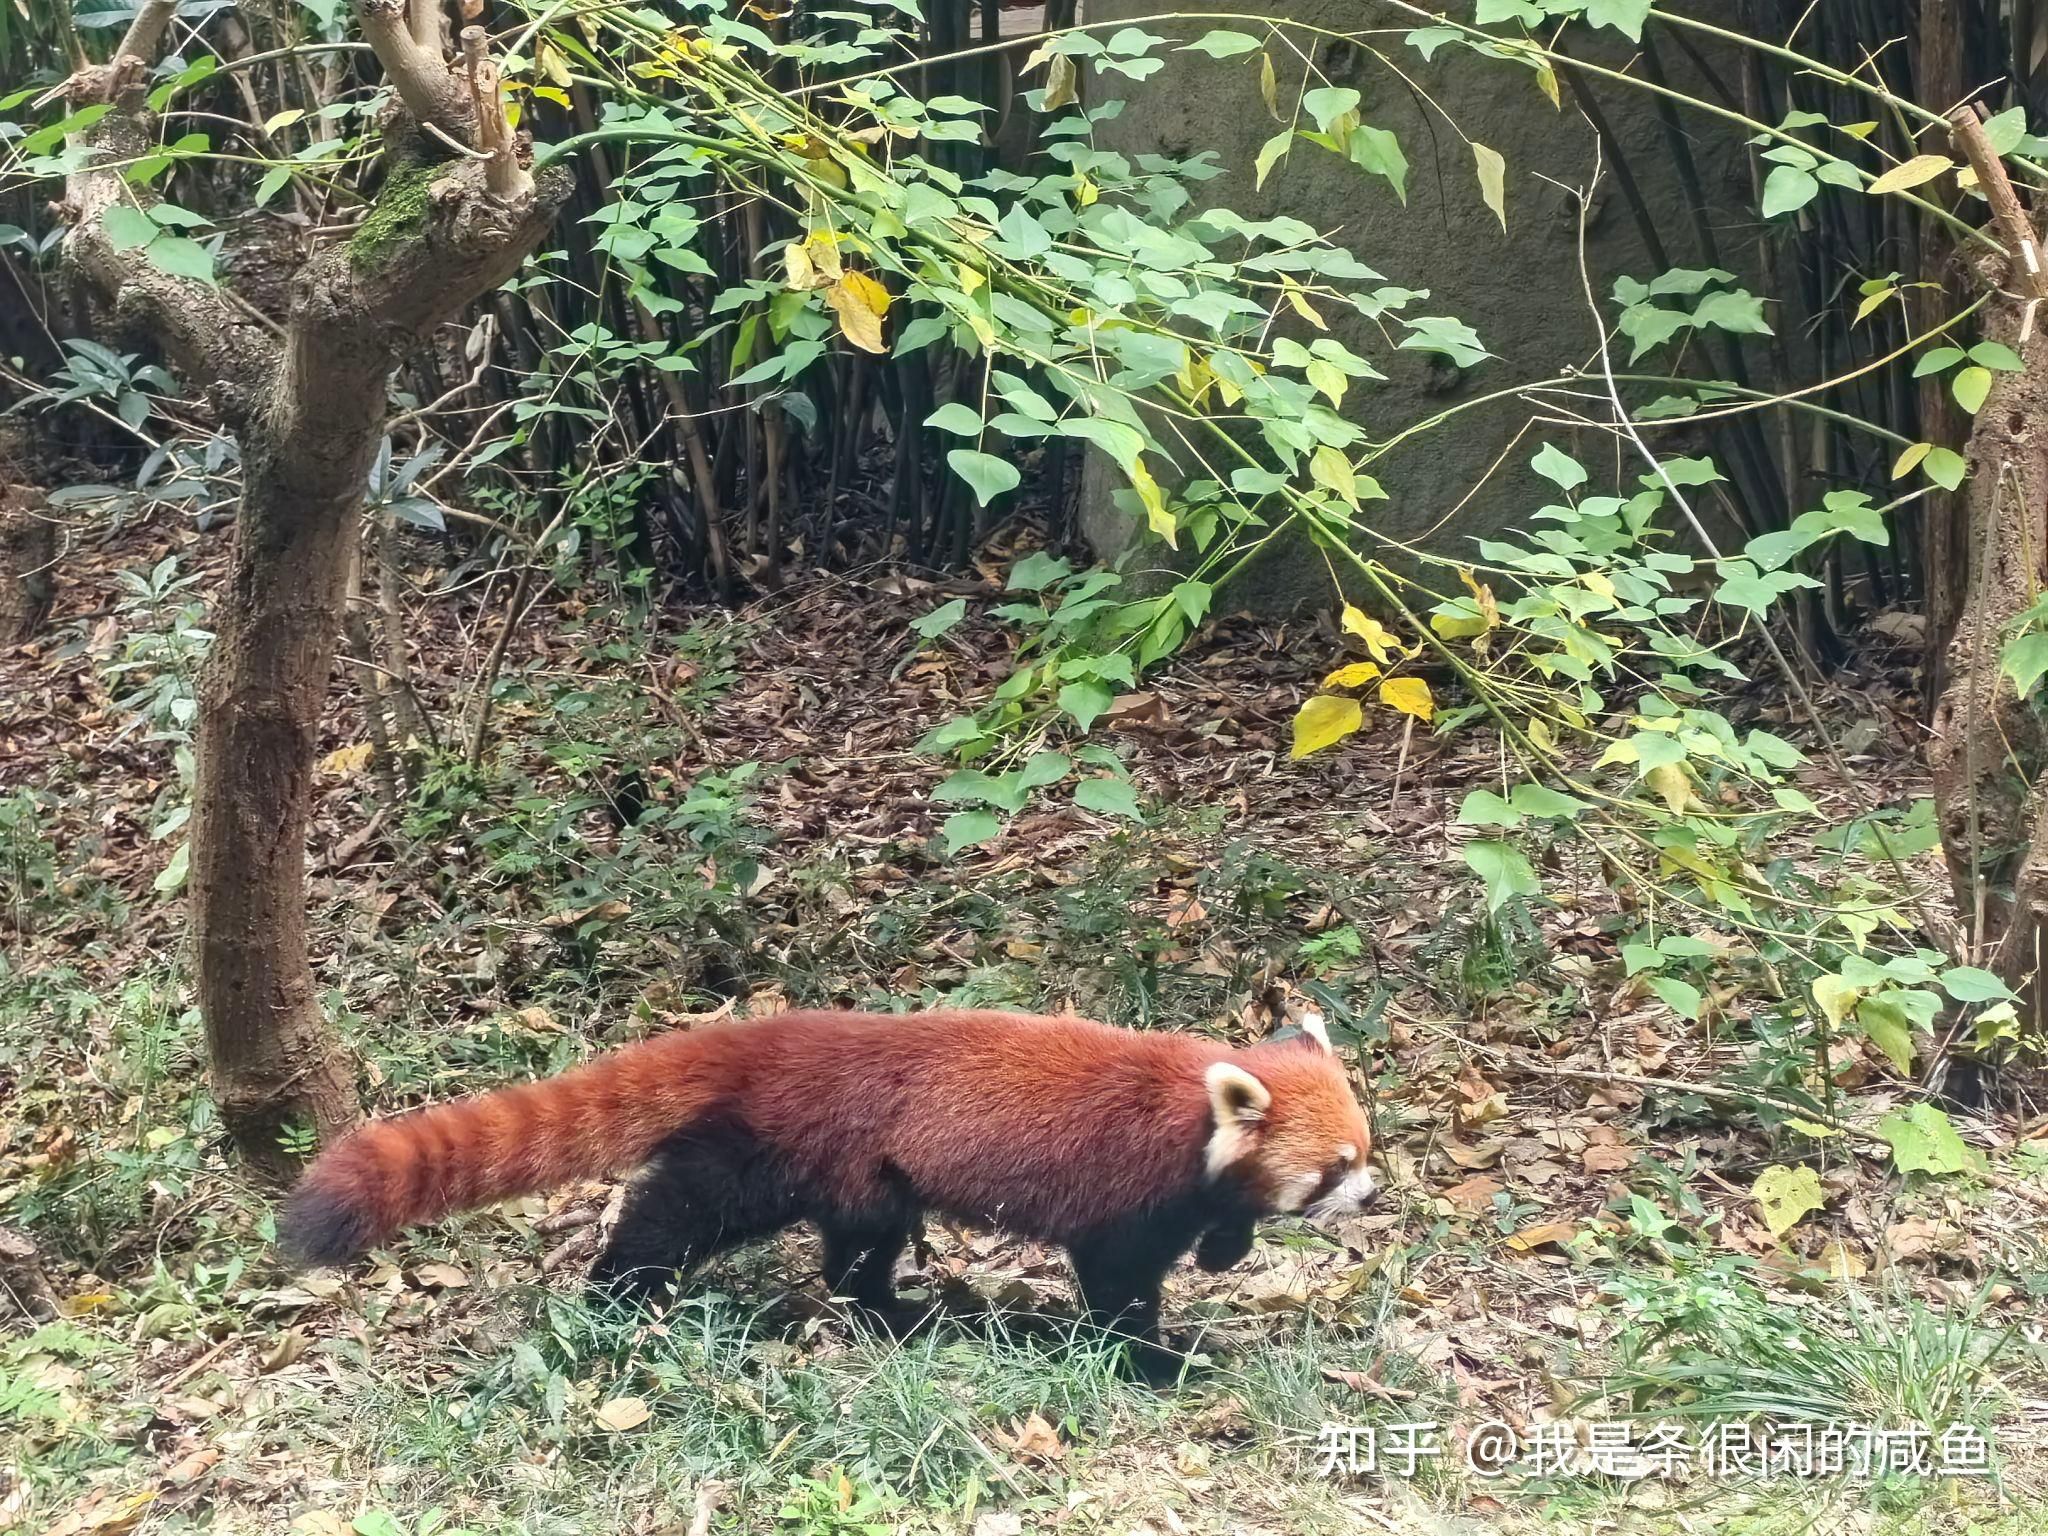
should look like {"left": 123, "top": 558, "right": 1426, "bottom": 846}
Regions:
{"left": 1438, "top": 1175, "right": 1503, "bottom": 1215}
{"left": 1009, "top": 1412, "right": 1064, "bottom": 1463}
{"left": 1504, "top": 1221, "right": 1578, "bottom": 1253}
{"left": 594, "top": 1396, "right": 652, "bottom": 1432}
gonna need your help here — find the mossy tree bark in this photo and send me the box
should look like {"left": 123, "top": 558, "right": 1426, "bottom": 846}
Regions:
{"left": 59, "top": 0, "right": 569, "bottom": 1173}
{"left": 1926, "top": 106, "right": 2048, "bottom": 1047}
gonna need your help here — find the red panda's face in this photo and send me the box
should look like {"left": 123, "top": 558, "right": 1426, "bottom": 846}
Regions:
{"left": 1205, "top": 1013, "right": 1377, "bottom": 1219}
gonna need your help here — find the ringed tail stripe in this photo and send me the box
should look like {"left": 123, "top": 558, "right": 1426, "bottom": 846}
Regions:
{"left": 278, "top": 1032, "right": 717, "bottom": 1266}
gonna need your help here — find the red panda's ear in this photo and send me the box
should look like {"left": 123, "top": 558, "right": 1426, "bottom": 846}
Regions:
{"left": 1299, "top": 1010, "right": 1331, "bottom": 1052}
{"left": 1204, "top": 1062, "right": 1271, "bottom": 1174}
{"left": 1205, "top": 1062, "right": 1271, "bottom": 1124}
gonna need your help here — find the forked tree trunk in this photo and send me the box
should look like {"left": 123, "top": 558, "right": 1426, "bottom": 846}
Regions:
{"left": 60, "top": 0, "right": 568, "bottom": 1172}
{"left": 1926, "top": 107, "right": 2048, "bottom": 1044}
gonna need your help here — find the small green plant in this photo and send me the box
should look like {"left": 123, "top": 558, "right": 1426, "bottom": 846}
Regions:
{"left": 776, "top": 1469, "right": 899, "bottom": 1536}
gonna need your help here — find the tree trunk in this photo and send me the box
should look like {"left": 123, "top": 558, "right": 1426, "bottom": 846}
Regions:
{"left": 59, "top": 0, "right": 569, "bottom": 1171}
{"left": 188, "top": 374, "right": 391, "bottom": 1166}
{"left": 1925, "top": 106, "right": 2048, "bottom": 1042}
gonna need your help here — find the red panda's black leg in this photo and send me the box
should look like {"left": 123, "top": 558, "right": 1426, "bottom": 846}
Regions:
{"left": 588, "top": 1131, "right": 800, "bottom": 1305}
{"left": 1069, "top": 1230, "right": 1182, "bottom": 1384}
{"left": 1193, "top": 1213, "right": 1257, "bottom": 1273}
{"left": 819, "top": 1218, "right": 914, "bottom": 1322}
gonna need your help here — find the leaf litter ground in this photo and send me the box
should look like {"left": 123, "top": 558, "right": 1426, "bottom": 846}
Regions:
{"left": 3, "top": 509, "right": 2046, "bottom": 1535}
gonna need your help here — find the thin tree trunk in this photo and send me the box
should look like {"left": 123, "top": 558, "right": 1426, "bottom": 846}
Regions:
{"left": 1926, "top": 105, "right": 2048, "bottom": 1040}
{"left": 59, "top": 0, "right": 569, "bottom": 1171}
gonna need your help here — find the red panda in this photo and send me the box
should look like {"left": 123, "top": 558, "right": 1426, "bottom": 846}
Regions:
{"left": 281, "top": 1008, "right": 1377, "bottom": 1376}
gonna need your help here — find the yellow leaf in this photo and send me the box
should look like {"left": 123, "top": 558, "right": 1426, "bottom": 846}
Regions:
{"left": 1284, "top": 278, "right": 1327, "bottom": 331}
{"left": 537, "top": 37, "right": 573, "bottom": 88}
{"left": 825, "top": 276, "right": 888, "bottom": 353}
{"left": 1460, "top": 567, "right": 1499, "bottom": 628}
{"left": 1528, "top": 717, "right": 1555, "bottom": 753}
{"left": 1471, "top": 141, "right": 1506, "bottom": 231}
{"left": 1644, "top": 761, "right": 1692, "bottom": 812}
{"left": 1379, "top": 676, "right": 1434, "bottom": 722}
{"left": 842, "top": 268, "right": 890, "bottom": 317}
{"left": 802, "top": 229, "right": 844, "bottom": 282}
{"left": 1259, "top": 52, "right": 1279, "bottom": 120}
{"left": 1431, "top": 611, "right": 1487, "bottom": 640}
{"left": 1323, "top": 661, "right": 1381, "bottom": 688}
{"left": 1130, "top": 461, "right": 1176, "bottom": 548}
{"left": 1811, "top": 972, "right": 1860, "bottom": 1030}
{"left": 1841, "top": 121, "right": 1878, "bottom": 140}
{"left": 1535, "top": 63, "right": 1560, "bottom": 109}
{"left": 1752, "top": 1164, "right": 1824, "bottom": 1238}
{"left": 1867, "top": 153, "right": 1955, "bottom": 196}
{"left": 264, "top": 108, "right": 304, "bottom": 133}
{"left": 1815, "top": 1239, "right": 1867, "bottom": 1280}
{"left": 1291, "top": 695, "right": 1362, "bottom": 759}
{"left": 318, "top": 742, "right": 374, "bottom": 779}
{"left": 1312, "top": 444, "right": 1359, "bottom": 511}
{"left": 957, "top": 262, "right": 984, "bottom": 296}
{"left": 1306, "top": 358, "right": 1346, "bottom": 407}
{"left": 1074, "top": 173, "right": 1098, "bottom": 207}
{"left": 1891, "top": 441, "right": 1932, "bottom": 480}
{"left": 1043, "top": 52, "right": 1078, "bottom": 113}
{"left": 1341, "top": 604, "right": 1399, "bottom": 665}
{"left": 782, "top": 241, "right": 818, "bottom": 291}
{"left": 595, "top": 1396, "right": 652, "bottom": 1432}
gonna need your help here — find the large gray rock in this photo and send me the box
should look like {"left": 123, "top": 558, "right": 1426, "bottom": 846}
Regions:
{"left": 1073, "top": 4, "right": 1757, "bottom": 610}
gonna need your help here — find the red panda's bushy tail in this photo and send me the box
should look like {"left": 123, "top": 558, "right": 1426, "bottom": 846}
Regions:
{"left": 279, "top": 1030, "right": 719, "bottom": 1267}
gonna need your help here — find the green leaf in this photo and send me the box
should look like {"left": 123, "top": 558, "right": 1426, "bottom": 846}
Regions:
{"left": 1074, "top": 777, "right": 1143, "bottom": 819}
{"left": 1455, "top": 789, "right": 1523, "bottom": 829}
{"left": 934, "top": 769, "right": 1027, "bottom": 813}
{"left": 1509, "top": 783, "right": 1588, "bottom": 818}
{"left": 1183, "top": 29, "right": 1262, "bottom": 58}
{"left": 1531, "top": 442, "right": 1586, "bottom": 492}
{"left": 100, "top": 203, "right": 156, "bottom": 251}
{"left": 1969, "top": 340, "right": 2025, "bottom": 372}
{"left": 1585, "top": 0, "right": 1652, "bottom": 41}
{"left": 1952, "top": 365, "right": 1993, "bottom": 414}
{"left": 1875, "top": 1103, "right": 1985, "bottom": 1177}
{"left": 1982, "top": 105, "right": 2028, "bottom": 156}
{"left": 1856, "top": 993, "right": 1915, "bottom": 1074}
{"left": 1301, "top": 87, "right": 1362, "bottom": 136}
{"left": 1059, "top": 680, "right": 1113, "bottom": 731}
{"left": 1760, "top": 164, "right": 1819, "bottom": 219}
{"left": 1253, "top": 129, "right": 1293, "bottom": 190}
{"left": 1647, "top": 975, "right": 1703, "bottom": 1021}
{"left": 925, "top": 402, "right": 983, "bottom": 436}
{"left": 940, "top": 809, "right": 1002, "bottom": 856}
{"left": 1018, "top": 751, "right": 1072, "bottom": 790}
{"left": 1911, "top": 345, "right": 1966, "bottom": 378}
{"left": 142, "top": 235, "right": 215, "bottom": 285}
{"left": 2000, "top": 631, "right": 2048, "bottom": 697}
{"left": 1471, "top": 141, "right": 1506, "bottom": 231}
{"left": 910, "top": 597, "right": 967, "bottom": 640}
{"left": 1008, "top": 550, "right": 1072, "bottom": 591}
{"left": 1345, "top": 124, "right": 1408, "bottom": 202}
{"left": 1940, "top": 965, "right": 2015, "bottom": 1003}
{"left": 1463, "top": 839, "right": 1539, "bottom": 914}
{"left": 1922, "top": 447, "right": 1968, "bottom": 491}
{"left": 1752, "top": 1164, "right": 1824, "bottom": 1237}
{"left": 152, "top": 840, "right": 189, "bottom": 895}
{"left": 945, "top": 449, "right": 1020, "bottom": 507}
